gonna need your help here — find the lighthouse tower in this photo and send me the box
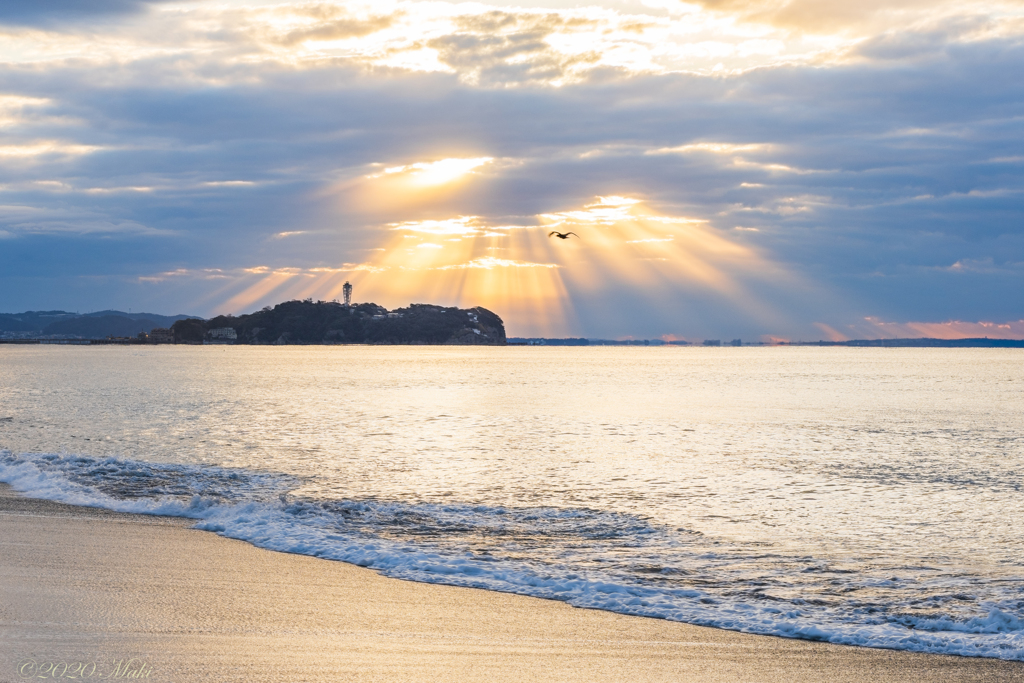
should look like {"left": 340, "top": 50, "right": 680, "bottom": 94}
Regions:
{"left": 342, "top": 281, "right": 353, "bottom": 307}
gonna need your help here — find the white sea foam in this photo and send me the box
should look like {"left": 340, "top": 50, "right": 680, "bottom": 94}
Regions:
{"left": 2, "top": 450, "right": 1023, "bottom": 661}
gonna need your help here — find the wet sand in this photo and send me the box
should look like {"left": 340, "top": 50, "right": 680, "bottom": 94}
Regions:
{"left": 1, "top": 484, "right": 1022, "bottom": 683}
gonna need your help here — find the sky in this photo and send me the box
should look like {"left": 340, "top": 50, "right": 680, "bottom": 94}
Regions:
{"left": 0, "top": 0, "right": 1022, "bottom": 340}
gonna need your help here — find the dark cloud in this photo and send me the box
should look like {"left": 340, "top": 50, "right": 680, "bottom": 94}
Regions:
{"left": 0, "top": 0, "right": 182, "bottom": 26}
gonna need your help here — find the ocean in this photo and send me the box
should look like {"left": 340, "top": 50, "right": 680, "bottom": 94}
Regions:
{"left": 1, "top": 345, "right": 1022, "bottom": 659}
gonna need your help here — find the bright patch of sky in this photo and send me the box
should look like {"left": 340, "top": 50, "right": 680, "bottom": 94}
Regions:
{"left": 0, "top": 0, "right": 1022, "bottom": 339}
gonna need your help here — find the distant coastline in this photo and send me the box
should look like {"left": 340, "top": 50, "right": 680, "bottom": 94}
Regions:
{"left": 2, "top": 307, "right": 1021, "bottom": 348}
{"left": 509, "top": 337, "right": 1024, "bottom": 348}
{"left": 782, "top": 338, "right": 1024, "bottom": 348}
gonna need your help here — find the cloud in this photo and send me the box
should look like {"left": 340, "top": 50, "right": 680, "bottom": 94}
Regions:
{"left": 7, "top": 0, "right": 988, "bottom": 89}
{"left": 855, "top": 317, "right": 1024, "bottom": 340}
{"left": 679, "top": 0, "right": 973, "bottom": 33}
{"left": 436, "top": 256, "right": 560, "bottom": 270}
{"left": 272, "top": 11, "right": 399, "bottom": 47}
{"left": 138, "top": 267, "right": 227, "bottom": 283}
{"left": 0, "top": 203, "right": 169, "bottom": 236}
{"left": 943, "top": 257, "right": 1024, "bottom": 274}
{"left": 0, "top": 141, "right": 103, "bottom": 158}
{"left": 391, "top": 217, "right": 483, "bottom": 235}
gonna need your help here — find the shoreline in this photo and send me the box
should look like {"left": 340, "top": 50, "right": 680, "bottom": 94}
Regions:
{"left": 2, "top": 484, "right": 1023, "bottom": 682}
{"left": 6, "top": 339, "right": 1024, "bottom": 348}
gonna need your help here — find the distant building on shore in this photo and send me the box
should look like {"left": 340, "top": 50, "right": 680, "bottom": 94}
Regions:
{"left": 148, "top": 328, "right": 174, "bottom": 344}
{"left": 206, "top": 327, "right": 237, "bottom": 344}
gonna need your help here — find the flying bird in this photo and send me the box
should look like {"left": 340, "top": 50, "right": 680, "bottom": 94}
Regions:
{"left": 548, "top": 231, "right": 579, "bottom": 239}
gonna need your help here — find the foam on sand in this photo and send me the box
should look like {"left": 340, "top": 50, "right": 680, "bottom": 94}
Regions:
{"left": 2, "top": 450, "right": 1022, "bottom": 661}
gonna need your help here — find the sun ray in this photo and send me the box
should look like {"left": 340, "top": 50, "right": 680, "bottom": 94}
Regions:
{"left": 217, "top": 269, "right": 303, "bottom": 315}
{"left": 207, "top": 196, "right": 794, "bottom": 336}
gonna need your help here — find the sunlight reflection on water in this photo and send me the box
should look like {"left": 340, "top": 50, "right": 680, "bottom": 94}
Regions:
{"left": 1, "top": 346, "right": 1021, "bottom": 561}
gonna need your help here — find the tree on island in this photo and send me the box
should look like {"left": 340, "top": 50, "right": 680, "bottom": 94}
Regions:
{"left": 170, "top": 318, "right": 206, "bottom": 344}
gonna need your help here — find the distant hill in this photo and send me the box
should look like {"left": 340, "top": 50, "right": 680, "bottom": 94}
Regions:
{"left": 0, "top": 311, "right": 79, "bottom": 333}
{"left": 183, "top": 299, "right": 506, "bottom": 345}
{"left": 42, "top": 315, "right": 158, "bottom": 339}
{"left": 79, "top": 310, "right": 194, "bottom": 329}
{"left": 0, "top": 310, "right": 198, "bottom": 338}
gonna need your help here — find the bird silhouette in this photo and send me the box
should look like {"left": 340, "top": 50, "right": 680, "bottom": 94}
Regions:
{"left": 548, "top": 231, "right": 579, "bottom": 239}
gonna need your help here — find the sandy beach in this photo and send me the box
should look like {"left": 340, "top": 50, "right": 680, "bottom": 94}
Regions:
{"left": 0, "top": 485, "right": 1021, "bottom": 682}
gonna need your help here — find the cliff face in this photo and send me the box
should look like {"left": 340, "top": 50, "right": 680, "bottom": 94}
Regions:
{"left": 180, "top": 300, "right": 506, "bottom": 345}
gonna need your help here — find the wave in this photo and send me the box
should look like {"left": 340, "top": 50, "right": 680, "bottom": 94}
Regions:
{"left": 2, "top": 450, "right": 1022, "bottom": 660}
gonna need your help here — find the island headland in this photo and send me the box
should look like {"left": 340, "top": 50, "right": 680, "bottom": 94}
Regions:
{"left": 172, "top": 299, "right": 507, "bottom": 345}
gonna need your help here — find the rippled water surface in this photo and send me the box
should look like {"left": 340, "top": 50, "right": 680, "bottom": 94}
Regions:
{"left": 1, "top": 346, "right": 1022, "bottom": 658}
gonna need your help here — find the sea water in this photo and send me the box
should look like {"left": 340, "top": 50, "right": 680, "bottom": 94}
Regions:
{"left": 1, "top": 346, "right": 1022, "bottom": 659}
